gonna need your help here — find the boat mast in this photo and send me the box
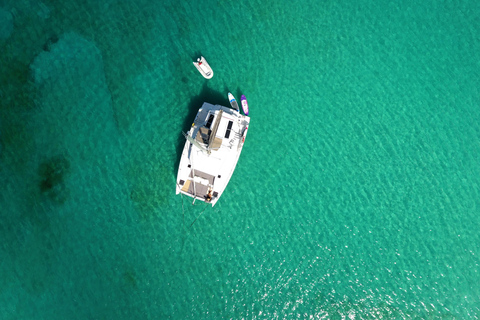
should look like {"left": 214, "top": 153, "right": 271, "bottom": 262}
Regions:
{"left": 207, "top": 110, "right": 223, "bottom": 154}
{"left": 190, "top": 152, "right": 197, "bottom": 204}
{"left": 183, "top": 132, "right": 208, "bottom": 154}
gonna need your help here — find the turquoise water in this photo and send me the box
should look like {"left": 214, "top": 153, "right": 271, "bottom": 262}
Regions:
{"left": 1, "top": 0, "right": 480, "bottom": 318}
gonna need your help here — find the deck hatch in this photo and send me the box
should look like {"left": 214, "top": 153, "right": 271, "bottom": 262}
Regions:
{"left": 205, "top": 114, "right": 214, "bottom": 128}
{"left": 224, "top": 121, "right": 233, "bottom": 138}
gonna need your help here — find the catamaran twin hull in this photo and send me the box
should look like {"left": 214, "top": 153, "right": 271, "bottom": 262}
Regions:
{"left": 176, "top": 102, "right": 250, "bottom": 206}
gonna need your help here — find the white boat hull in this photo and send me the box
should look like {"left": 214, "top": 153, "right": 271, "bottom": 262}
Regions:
{"left": 193, "top": 56, "right": 214, "bottom": 79}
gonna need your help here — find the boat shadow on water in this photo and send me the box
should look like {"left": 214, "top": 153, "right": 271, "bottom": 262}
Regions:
{"left": 190, "top": 51, "right": 203, "bottom": 61}
{"left": 174, "top": 82, "right": 226, "bottom": 172}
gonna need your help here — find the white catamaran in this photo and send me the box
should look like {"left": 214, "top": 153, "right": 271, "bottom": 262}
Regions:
{"left": 176, "top": 102, "right": 250, "bottom": 206}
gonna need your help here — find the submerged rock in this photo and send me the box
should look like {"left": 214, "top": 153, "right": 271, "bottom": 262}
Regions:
{"left": 42, "top": 34, "right": 59, "bottom": 52}
{"left": 28, "top": 32, "right": 131, "bottom": 212}
{"left": 29, "top": 32, "right": 117, "bottom": 159}
{"left": 0, "top": 8, "right": 14, "bottom": 40}
{"left": 35, "top": 2, "right": 51, "bottom": 20}
{"left": 30, "top": 32, "right": 104, "bottom": 87}
{"left": 38, "top": 155, "right": 70, "bottom": 204}
{"left": 0, "top": 117, "right": 2, "bottom": 156}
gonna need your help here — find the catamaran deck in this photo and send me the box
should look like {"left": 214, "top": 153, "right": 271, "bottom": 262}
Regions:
{"left": 176, "top": 103, "right": 250, "bottom": 206}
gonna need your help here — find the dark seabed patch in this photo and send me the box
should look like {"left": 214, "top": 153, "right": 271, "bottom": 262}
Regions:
{"left": 129, "top": 161, "right": 171, "bottom": 220}
{"left": 38, "top": 154, "right": 70, "bottom": 204}
{"left": 42, "top": 34, "right": 59, "bottom": 51}
{"left": 123, "top": 268, "right": 137, "bottom": 289}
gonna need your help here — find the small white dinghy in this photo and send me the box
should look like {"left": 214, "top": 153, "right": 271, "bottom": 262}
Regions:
{"left": 193, "top": 56, "right": 214, "bottom": 79}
